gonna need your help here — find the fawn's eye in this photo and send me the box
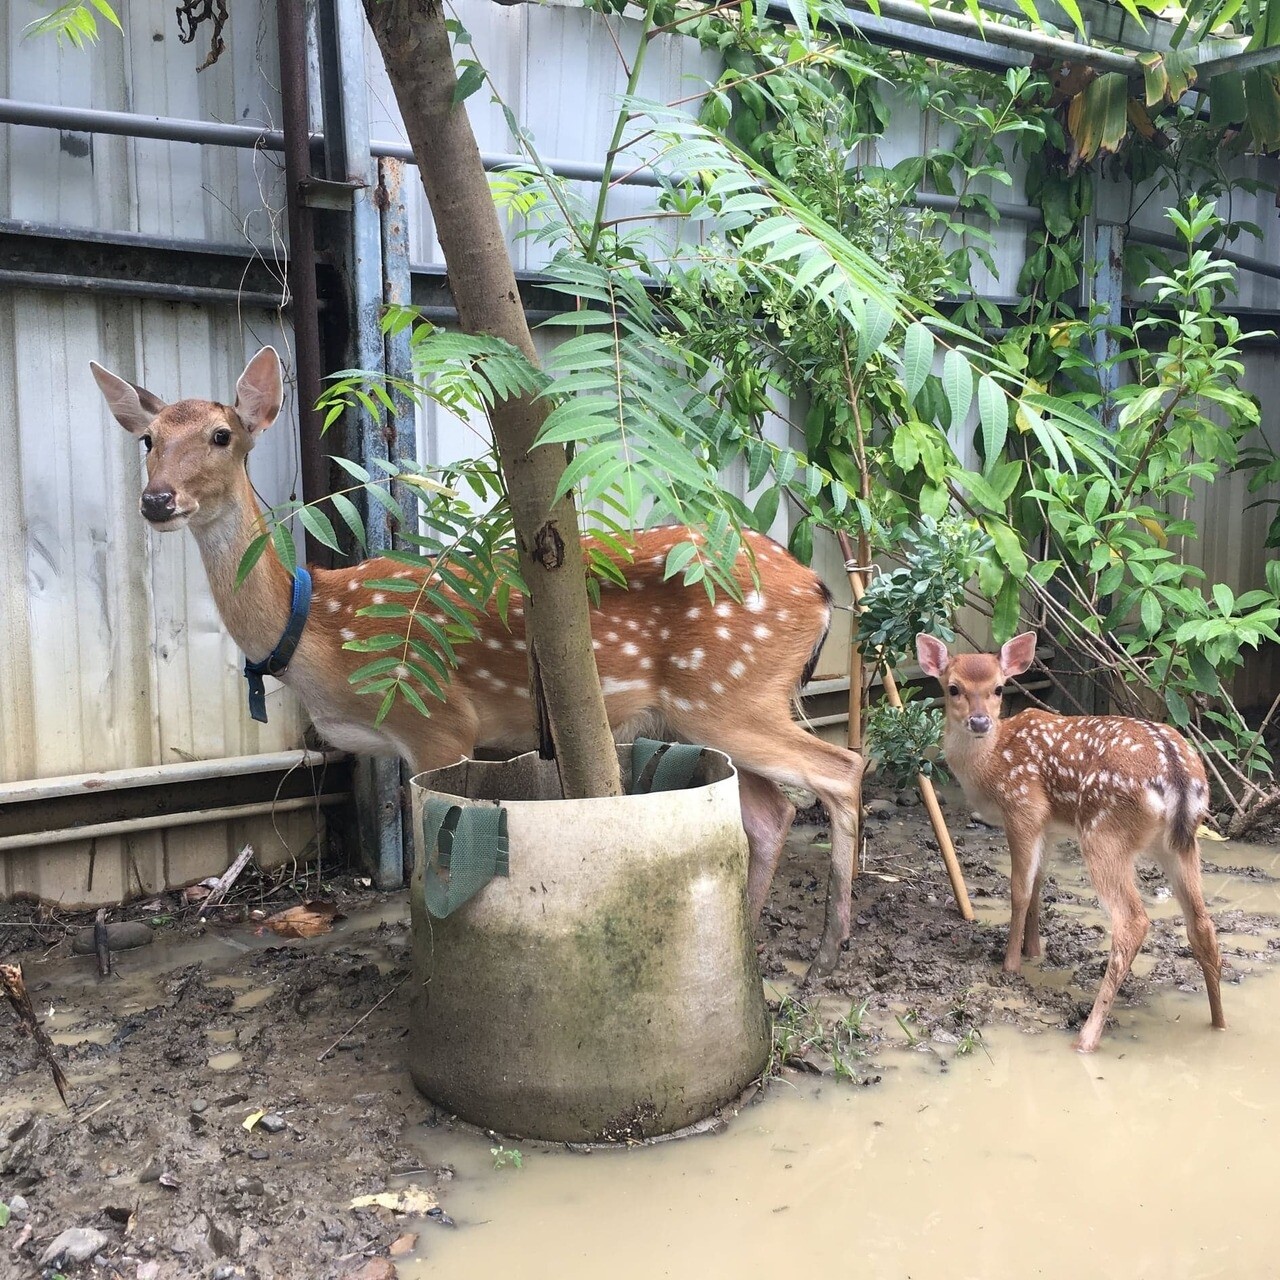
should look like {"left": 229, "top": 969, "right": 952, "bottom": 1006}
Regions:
{"left": 141, "top": 434, "right": 153, "bottom": 453}
{"left": 994, "top": 684, "right": 1004, "bottom": 696}
{"left": 947, "top": 684, "right": 960, "bottom": 697}
{"left": 212, "top": 428, "right": 232, "bottom": 447}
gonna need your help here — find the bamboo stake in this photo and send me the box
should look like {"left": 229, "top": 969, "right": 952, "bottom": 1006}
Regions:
{"left": 836, "top": 531, "right": 973, "bottom": 921}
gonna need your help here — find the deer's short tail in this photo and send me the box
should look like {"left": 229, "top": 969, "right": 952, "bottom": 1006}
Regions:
{"left": 1157, "top": 729, "right": 1205, "bottom": 855}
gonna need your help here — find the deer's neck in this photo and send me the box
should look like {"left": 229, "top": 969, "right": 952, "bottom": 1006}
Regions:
{"left": 942, "top": 721, "right": 1009, "bottom": 803}
{"left": 190, "top": 472, "right": 296, "bottom": 665}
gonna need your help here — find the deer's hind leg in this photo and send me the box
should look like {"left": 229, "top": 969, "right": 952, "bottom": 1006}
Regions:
{"left": 1155, "top": 839, "right": 1226, "bottom": 1032}
{"left": 1074, "top": 829, "right": 1149, "bottom": 1053}
{"left": 739, "top": 770, "right": 796, "bottom": 924}
{"left": 687, "top": 716, "right": 863, "bottom": 981}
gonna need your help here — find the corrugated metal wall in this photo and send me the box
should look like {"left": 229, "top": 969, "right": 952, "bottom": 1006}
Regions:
{"left": 0, "top": 4, "right": 318, "bottom": 903}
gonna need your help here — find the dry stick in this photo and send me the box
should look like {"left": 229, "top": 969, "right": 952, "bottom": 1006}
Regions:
{"left": 835, "top": 531, "right": 974, "bottom": 922}
{"left": 198, "top": 843, "right": 255, "bottom": 919}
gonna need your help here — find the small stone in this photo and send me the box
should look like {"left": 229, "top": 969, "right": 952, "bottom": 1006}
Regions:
{"left": 249, "top": 1150, "right": 270, "bottom": 1162}
{"left": 894, "top": 790, "right": 921, "bottom": 808}
{"left": 71, "top": 921, "right": 155, "bottom": 954}
{"left": 257, "top": 1114, "right": 286, "bottom": 1135}
{"left": 321, "top": 1218, "right": 346, "bottom": 1242}
{"left": 212, "top": 1266, "right": 238, "bottom": 1280}
{"left": 865, "top": 799, "right": 896, "bottom": 819}
{"left": 139, "top": 1159, "right": 164, "bottom": 1183}
{"left": 7, "top": 1195, "right": 29, "bottom": 1220}
{"left": 191, "top": 1100, "right": 209, "bottom": 1114}
{"left": 389, "top": 1232, "right": 417, "bottom": 1257}
{"left": 234, "top": 1176, "right": 264, "bottom": 1196}
{"left": 40, "top": 1227, "right": 110, "bottom": 1267}
{"left": 344, "top": 1260, "right": 397, "bottom": 1280}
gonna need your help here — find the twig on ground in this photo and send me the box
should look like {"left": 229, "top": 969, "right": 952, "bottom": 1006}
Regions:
{"left": 94, "top": 908, "right": 111, "bottom": 978}
{"left": 199, "top": 844, "right": 256, "bottom": 918}
{"left": 1, "top": 962, "right": 69, "bottom": 1106}
{"left": 316, "top": 977, "right": 407, "bottom": 1063}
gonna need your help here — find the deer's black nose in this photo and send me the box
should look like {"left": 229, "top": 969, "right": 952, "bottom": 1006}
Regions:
{"left": 141, "top": 489, "right": 177, "bottom": 523}
{"left": 967, "top": 714, "right": 993, "bottom": 735}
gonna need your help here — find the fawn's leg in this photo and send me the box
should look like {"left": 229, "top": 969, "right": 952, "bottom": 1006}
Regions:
{"left": 1022, "top": 851, "right": 1053, "bottom": 960}
{"left": 1003, "top": 819, "right": 1047, "bottom": 974}
{"left": 1074, "top": 831, "right": 1149, "bottom": 1053}
{"left": 1157, "top": 841, "right": 1227, "bottom": 1031}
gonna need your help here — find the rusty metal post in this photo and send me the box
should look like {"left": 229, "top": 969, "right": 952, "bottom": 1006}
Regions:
{"left": 276, "top": 0, "right": 330, "bottom": 567}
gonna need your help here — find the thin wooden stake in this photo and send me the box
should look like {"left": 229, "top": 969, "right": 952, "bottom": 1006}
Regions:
{"left": 835, "top": 531, "right": 974, "bottom": 922}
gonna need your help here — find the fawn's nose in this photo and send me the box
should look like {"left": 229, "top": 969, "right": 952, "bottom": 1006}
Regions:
{"left": 967, "top": 714, "right": 993, "bottom": 735}
{"left": 140, "top": 489, "right": 177, "bottom": 523}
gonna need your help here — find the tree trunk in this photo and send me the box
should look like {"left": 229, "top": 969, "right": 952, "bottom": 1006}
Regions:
{"left": 362, "top": 0, "right": 622, "bottom": 798}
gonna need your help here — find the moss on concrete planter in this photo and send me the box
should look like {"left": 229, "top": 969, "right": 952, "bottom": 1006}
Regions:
{"left": 407, "top": 746, "right": 769, "bottom": 1143}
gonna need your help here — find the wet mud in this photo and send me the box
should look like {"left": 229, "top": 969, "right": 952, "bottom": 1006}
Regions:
{"left": 2, "top": 786, "right": 1277, "bottom": 1278}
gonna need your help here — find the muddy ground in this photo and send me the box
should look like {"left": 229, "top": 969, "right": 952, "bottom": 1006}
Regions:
{"left": 2, "top": 786, "right": 1276, "bottom": 1279}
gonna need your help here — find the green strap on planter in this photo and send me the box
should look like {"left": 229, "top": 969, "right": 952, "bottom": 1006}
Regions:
{"left": 421, "top": 797, "right": 509, "bottom": 919}
{"left": 631, "top": 738, "right": 705, "bottom": 795}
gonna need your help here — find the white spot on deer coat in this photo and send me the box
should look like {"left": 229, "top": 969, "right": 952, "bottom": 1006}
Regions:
{"left": 372, "top": 593, "right": 386, "bottom": 605}
{"left": 623, "top": 642, "right": 639, "bottom": 657}
{"left": 340, "top": 628, "right": 356, "bottom": 642}
{"left": 326, "top": 598, "right": 342, "bottom": 613}
{"left": 753, "top": 624, "right": 771, "bottom": 640}
{"left": 729, "top": 660, "right": 747, "bottom": 679}
{"left": 602, "top": 677, "right": 650, "bottom": 697}
{"left": 715, "top": 601, "right": 733, "bottom": 618}
{"left": 686, "top": 608, "right": 702, "bottom": 621}
{"left": 716, "top": 626, "right": 731, "bottom": 641}
{"left": 746, "top": 591, "right": 766, "bottom": 613}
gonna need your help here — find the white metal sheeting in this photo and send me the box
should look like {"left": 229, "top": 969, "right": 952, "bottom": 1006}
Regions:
{"left": 0, "top": 0, "right": 287, "bottom": 246}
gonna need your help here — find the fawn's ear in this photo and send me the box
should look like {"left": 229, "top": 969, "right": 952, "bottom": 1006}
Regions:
{"left": 233, "top": 347, "right": 283, "bottom": 438}
{"left": 90, "top": 362, "right": 166, "bottom": 436}
{"left": 999, "top": 632, "right": 1037, "bottom": 678}
{"left": 915, "top": 633, "right": 950, "bottom": 679}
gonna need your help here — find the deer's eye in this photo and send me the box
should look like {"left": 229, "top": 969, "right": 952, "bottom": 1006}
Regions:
{"left": 947, "top": 684, "right": 960, "bottom": 697}
{"left": 141, "top": 434, "right": 153, "bottom": 453}
{"left": 994, "top": 685, "right": 1004, "bottom": 696}
{"left": 212, "top": 428, "right": 232, "bottom": 447}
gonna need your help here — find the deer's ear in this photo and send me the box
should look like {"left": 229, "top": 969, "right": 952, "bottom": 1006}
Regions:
{"left": 234, "top": 347, "right": 283, "bottom": 438}
{"left": 915, "top": 633, "right": 950, "bottom": 679}
{"left": 999, "top": 632, "right": 1037, "bottom": 678}
{"left": 90, "top": 362, "right": 165, "bottom": 436}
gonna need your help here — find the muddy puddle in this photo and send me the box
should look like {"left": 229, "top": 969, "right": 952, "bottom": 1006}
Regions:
{"left": 2, "top": 806, "right": 1278, "bottom": 1278}
{"left": 407, "top": 836, "right": 1280, "bottom": 1280}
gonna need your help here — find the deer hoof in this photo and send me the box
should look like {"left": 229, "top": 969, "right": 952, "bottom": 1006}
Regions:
{"left": 805, "top": 941, "right": 843, "bottom": 984}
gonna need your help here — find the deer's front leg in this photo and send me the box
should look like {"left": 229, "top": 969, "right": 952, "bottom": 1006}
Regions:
{"left": 1003, "top": 821, "right": 1046, "bottom": 975}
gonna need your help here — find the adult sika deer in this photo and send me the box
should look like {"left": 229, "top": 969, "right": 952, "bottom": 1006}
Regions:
{"left": 916, "top": 631, "right": 1225, "bottom": 1053}
{"left": 91, "top": 348, "right": 863, "bottom": 976}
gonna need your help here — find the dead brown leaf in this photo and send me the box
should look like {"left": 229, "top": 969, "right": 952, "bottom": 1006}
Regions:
{"left": 262, "top": 901, "right": 344, "bottom": 939}
{"left": 389, "top": 1233, "right": 418, "bottom": 1257}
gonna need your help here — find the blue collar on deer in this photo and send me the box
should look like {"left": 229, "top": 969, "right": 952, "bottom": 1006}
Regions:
{"left": 243, "top": 567, "right": 313, "bottom": 724}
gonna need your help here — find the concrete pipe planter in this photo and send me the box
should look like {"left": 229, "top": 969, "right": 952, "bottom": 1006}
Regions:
{"left": 407, "top": 745, "right": 769, "bottom": 1143}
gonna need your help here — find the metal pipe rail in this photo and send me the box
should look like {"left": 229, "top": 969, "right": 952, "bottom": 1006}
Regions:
{"left": 0, "top": 749, "right": 345, "bottom": 806}
{"left": 0, "top": 794, "right": 350, "bottom": 853}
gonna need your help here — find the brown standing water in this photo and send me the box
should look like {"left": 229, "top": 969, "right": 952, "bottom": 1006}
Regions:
{"left": 2, "top": 807, "right": 1278, "bottom": 1278}
{"left": 407, "top": 837, "right": 1280, "bottom": 1280}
